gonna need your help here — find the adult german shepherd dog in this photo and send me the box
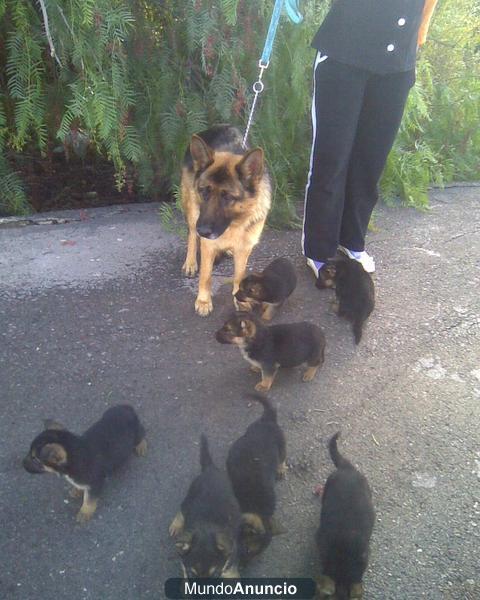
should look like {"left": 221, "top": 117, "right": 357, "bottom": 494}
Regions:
{"left": 181, "top": 125, "right": 271, "bottom": 316}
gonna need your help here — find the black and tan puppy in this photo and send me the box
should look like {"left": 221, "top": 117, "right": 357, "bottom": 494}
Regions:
{"left": 23, "top": 404, "right": 147, "bottom": 523}
{"left": 316, "top": 433, "right": 375, "bottom": 600}
{"left": 169, "top": 435, "right": 242, "bottom": 578}
{"left": 226, "top": 395, "right": 287, "bottom": 563}
{"left": 234, "top": 258, "right": 297, "bottom": 320}
{"left": 215, "top": 313, "right": 325, "bottom": 392}
{"left": 316, "top": 258, "right": 374, "bottom": 344}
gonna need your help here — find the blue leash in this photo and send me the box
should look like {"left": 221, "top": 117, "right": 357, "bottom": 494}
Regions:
{"left": 242, "top": 0, "right": 303, "bottom": 147}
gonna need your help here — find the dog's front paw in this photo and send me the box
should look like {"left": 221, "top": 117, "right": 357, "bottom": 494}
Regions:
{"left": 195, "top": 297, "right": 213, "bottom": 316}
{"left": 135, "top": 439, "right": 147, "bottom": 457}
{"left": 182, "top": 260, "right": 198, "bottom": 277}
{"left": 169, "top": 512, "right": 185, "bottom": 537}
{"left": 276, "top": 461, "right": 288, "bottom": 479}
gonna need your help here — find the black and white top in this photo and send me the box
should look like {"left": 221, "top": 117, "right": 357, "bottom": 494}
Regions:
{"left": 311, "top": 0, "right": 426, "bottom": 73}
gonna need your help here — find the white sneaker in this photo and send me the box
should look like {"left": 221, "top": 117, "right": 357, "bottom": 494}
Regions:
{"left": 306, "top": 257, "right": 325, "bottom": 278}
{"left": 338, "top": 246, "right": 375, "bottom": 273}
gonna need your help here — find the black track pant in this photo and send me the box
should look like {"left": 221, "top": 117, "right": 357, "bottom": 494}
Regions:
{"left": 302, "top": 54, "right": 415, "bottom": 262}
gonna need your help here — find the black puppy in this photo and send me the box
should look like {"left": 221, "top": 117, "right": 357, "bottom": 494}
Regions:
{"left": 234, "top": 258, "right": 297, "bottom": 320}
{"left": 316, "top": 433, "right": 375, "bottom": 600}
{"left": 169, "top": 435, "right": 242, "bottom": 578}
{"left": 215, "top": 313, "right": 325, "bottom": 392}
{"left": 316, "top": 258, "right": 374, "bottom": 344}
{"left": 226, "top": 395, "right": 287, "bottom": 563}
{"left": 23, "top": 404, "right": 147, "bottom": 523}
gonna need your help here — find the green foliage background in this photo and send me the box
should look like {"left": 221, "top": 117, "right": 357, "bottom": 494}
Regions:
{"left": 0, "top": 0, "right": 478, "bottom": 222}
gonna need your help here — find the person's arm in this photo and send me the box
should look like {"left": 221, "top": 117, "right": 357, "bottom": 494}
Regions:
{"left": 417, "top": 0, "right": 439, "bottom": 46}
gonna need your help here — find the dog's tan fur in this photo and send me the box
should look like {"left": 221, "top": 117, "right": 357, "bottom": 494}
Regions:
{"left": 181, "top": 133, "right": 271, "bottom": 316}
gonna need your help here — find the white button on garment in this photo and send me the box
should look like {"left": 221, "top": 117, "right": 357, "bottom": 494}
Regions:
{"left": 398, "top": 18, "right": 406, "bottom": 26}
{"left": 387, "top": 44, "right": 395, "bottom": 52}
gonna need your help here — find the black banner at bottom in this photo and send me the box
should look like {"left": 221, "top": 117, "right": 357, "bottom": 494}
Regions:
{"left": 165, "top": 578, "right": 316, "bottom": 600}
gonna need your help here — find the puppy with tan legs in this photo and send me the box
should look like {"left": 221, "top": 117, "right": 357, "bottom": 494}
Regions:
{"left": 169, "top": 435, "right": 241, "bottom": 578}
{"left": 226, "top": 394, "right": 287, "bottom": 564}
{"left": 316, "top": 433, "right": 375, "bottom": 599}
{"left": 23, "top": 405, "right": 146, "bottom": 523}
{"left": 215, "top": 313, "right": 326, "bottom": 392}
{"left": 181, "top": 125, "right": 271, "bottom": 316}
{"left": 234, "top": 258, "right": 297, "bottom": 320}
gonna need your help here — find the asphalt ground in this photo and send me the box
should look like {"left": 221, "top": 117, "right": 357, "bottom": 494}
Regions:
{"left": 0, "top": 186, "right": 479, "bottom": 600}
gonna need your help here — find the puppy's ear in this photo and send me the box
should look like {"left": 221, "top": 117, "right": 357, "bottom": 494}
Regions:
{"left": 39, "top": 443, "right": 67, "bottom": 466}
{"left": 350, "top": 583, "right": 363, "bottom": 599}
{"left": 237, "top": 148, "right": 264, "bottom": 184}
{"left": 175, "top": 531, "right": 193, "bottom": 556}
{"left": 190, "top": 135, "right": 214, "bottom": 172}
{"left": 43, "top": 419, "right": 66, "bottom": 431}
{"left": 316, "top": 575, "right": 336, "bottom": 597}
{"left": 215, "top": 531, "right": 233, "bottom": 556}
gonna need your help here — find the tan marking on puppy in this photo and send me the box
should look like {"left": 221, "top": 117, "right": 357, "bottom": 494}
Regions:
{"left": 261, "top": 303, "right": 275, "bottom": 321}
{"left": 303, "top": 364, "right": 319, "bottom": 382}
{"left": 250, "top": 364, "right": 261, "bottom": 373}
{"left": 317, "top": 575, "right": 336, "bottom": 597}
{"left": 242, "top": 512, "right": 266, "bottom": 535}
{"left": 69, "top": 486, "right": 83, "bottom": 499}
{"left": 222, "top": 566, "right": 240, "bottom": 578}
{"left": 135, "top": 438, "right": 147, "bottom": 457}
{"left": 255, "top": 371, "right": 276, "bottom": 392}
{"left": 76, "top": 490, "right": 97, "bottom": 523}
{"left": 277, "top": 460, "right": 288, "bottom": 479}
{"left": 41, "top": 443, "right": 67, "bottom": 466}
{"left": 169, "top": 511, "right": 185, "bottom": 537}
{"left": 350, "top": 583, "right": 364, "bottom": 599}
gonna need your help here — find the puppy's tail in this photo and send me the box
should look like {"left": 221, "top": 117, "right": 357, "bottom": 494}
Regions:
{"left": 200, "top": 434, "right": 214, "bottom": 471}
{"left": 328, "top": 432, "right": 354, "bottom": 470}
{"left": 353, "top": 318, "right": 363, "bottom": 345}
{"left": 247, "top": 393, "right": 277, "bottom": 422}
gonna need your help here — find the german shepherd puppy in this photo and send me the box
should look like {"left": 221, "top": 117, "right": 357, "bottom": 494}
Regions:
{"left": 316, "top": 433, "right": 375, "bottom": 600}
{"left": 226, "top": 395, "right": 287, "bottom": 563}
{"left": 169, "top": 435, "right": 242, "bottom": 578}
{"left": 316, "top": 258, "right": 374, "bottom": 344}
{"left": 215, "top": 313, "right": 326, "bottom": 392}
{"left": 23, "top": 405, "right": 146, "bottom": 523}
{"left": 234, "top": 258, "right": 297, "bottom": 320}
{"left": 181, "top": 125, "right": 271, "bottom": 316}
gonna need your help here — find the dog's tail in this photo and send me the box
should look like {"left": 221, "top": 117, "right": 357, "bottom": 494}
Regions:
{"left": 200, "top": 434, "right": 214, "bottom": 471}
{"left": 352, "top": 317, "right": 364, "bottom": 345}
{"left": 328, "top": 432, "right": 354, "bottom": 470}
{"left": 248, "top": 393, "right": 277, "bottom": 422}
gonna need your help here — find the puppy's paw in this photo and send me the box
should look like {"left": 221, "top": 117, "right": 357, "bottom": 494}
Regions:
{"left": 169, "top": 512, "right": 185, "bottom": 537}
{"left": 302, "top": 366, "right": 318, "bottom": 382}
{"left": 255, "top": 381, "right": 272, "bottom": 393}
{"left": 250, "top": 365, "right": 261, "bottom": 373}
{"left": 135, "top": 439, "right": 147, "bottom": 457}
{"left": 195, "top": 297, "right": 213, "bottom": 317}
{"left": 182, "top": 260, "right": 198, "bottom": 277}
{"left": 76, "top": 508, "right": 95, "bottom": 524}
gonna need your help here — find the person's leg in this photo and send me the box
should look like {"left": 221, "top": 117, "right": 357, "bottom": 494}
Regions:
{"left": 339, "top": 69, "right": 415, "bottom": 253}
{"left": 302, "top": 56, "right": 369, "bottom": 265}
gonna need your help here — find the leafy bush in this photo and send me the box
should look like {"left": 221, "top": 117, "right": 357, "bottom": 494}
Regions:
{"left": 0, "top": 0, "right": 478, "bottom": 221}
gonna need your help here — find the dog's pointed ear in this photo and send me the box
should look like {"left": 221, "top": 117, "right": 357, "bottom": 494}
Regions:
{"left": 215, "top": 531, "right": 233, "bottom": 556}
{"left": 237, "top": 148, "right": 264, "bottom": 184}
{"left": 350, "top": 583, "right": 363, "bottom": 599}
{"left": 43, "top": 419, "right": 66, "bottom": 431}
{"left": 316, "top": 575, "right": 336, "bottom": 597}
{"left": 175, "top": 531, "right": 193, "bottom": 556}
{"left": 39, "top": 443, "right": 68, "bottom": 466}
{"left": 190, "top": 135, "right": 214, "bottom": 172}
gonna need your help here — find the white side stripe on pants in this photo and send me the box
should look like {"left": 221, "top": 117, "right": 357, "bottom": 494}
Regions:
{"left": 302, "top": 51, "right": 328, "bottom": 256}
